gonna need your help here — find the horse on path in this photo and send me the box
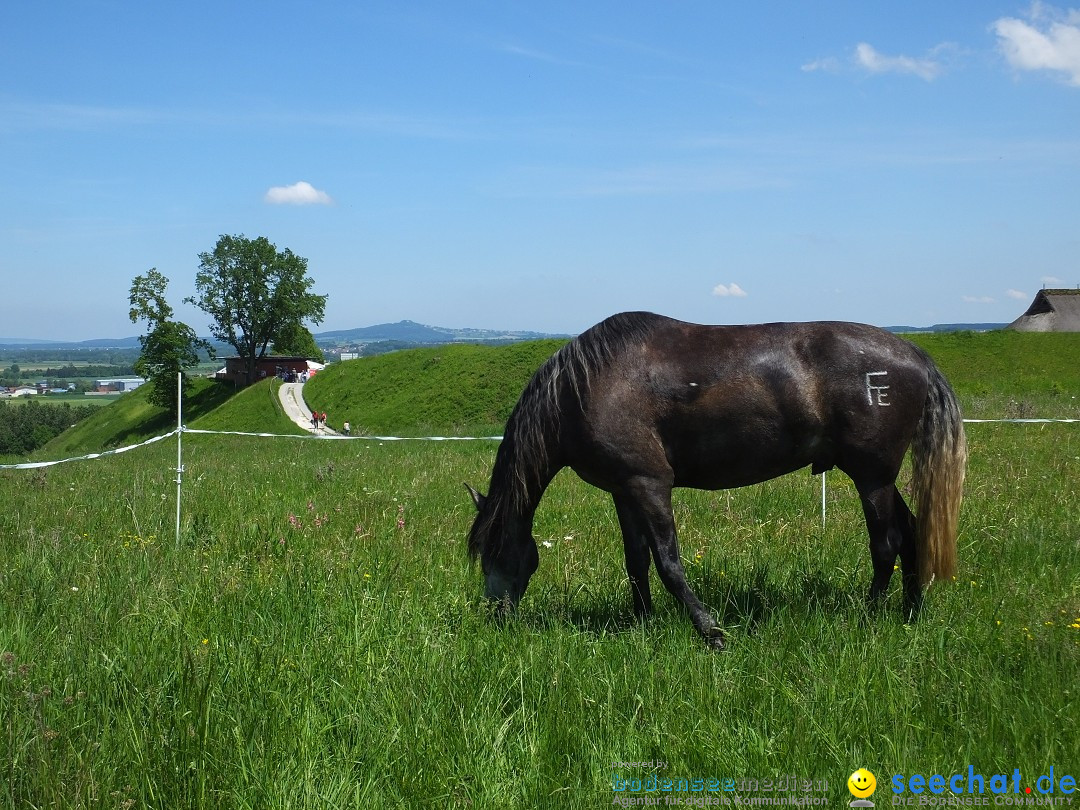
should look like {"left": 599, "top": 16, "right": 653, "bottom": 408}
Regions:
{"left": 466, "top": 312, "right": 966, "bottom": 648}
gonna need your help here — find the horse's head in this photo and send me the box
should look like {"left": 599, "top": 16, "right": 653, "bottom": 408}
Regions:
{"left": 465, "top": 483, "right": 539, "bottom": 611}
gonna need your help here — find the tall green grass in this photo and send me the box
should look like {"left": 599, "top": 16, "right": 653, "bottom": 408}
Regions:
{"left": 2, "top": 416, "right": 1077, "bottom": 808}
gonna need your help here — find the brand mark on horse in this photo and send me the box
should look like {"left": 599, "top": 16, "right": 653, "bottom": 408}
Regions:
{"left": 865, "top": 370, "right": 891, "bottom": 406}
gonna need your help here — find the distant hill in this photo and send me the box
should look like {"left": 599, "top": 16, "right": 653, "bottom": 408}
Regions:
{"left": 0, "top": 319, "right": 1010, "bottom": 350}
{"left": 0, "top": 336, "right": 142, "bottom": 349}
{"left": 0, "top": 319, "right": 567, "bottom": 351}
{"left": 312, "top": 319, "right": 569, "bottom": 346}
{"left": 314, "top": 320, "right": 454, "bottom": 344}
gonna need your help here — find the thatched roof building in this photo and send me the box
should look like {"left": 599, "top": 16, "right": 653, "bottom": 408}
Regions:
{"left": 1008, "top": 289, "right": 1080, "bottom": 332}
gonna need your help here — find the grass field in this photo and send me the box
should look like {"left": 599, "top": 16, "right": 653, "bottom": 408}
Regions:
{"left": 2, "top": 332, "right": 1078, "bottom": 808}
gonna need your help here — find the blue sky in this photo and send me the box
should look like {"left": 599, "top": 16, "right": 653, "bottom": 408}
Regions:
{"left": 3, "top": 1, "right": 1080, "bottom": 341}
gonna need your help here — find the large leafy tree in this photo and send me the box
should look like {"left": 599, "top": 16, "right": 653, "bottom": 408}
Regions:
{"left": 187, "top": 235, "right": 327, "bottom": 385}
{"left": 128, "top": 268, "right": 212, "bottom": 415}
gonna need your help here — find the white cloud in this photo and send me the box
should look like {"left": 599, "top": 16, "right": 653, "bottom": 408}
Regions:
{"left": 962, "top": 295, "right": 996, "bottom": 304}
{"left": 854, "top": 42, "right": 943, "bottom": 81}
{"left": 993, "top": 4, "right": 1080, "bottom": 86}
{"left": 712, "top": 282, "right": 748, "bottom": 298}
{"left": 1042, "top": 274, "right": 1067, "bottom": 285}
{"left": 264, "top": 181, "right": 334, "bottom": 205}
{"left": 1006, "top": 288, "right": 1028, "bottom": 299}
{"left": 801, "top": 56, "right": 841, "bottom": 74}
{"left": 498, "top": 44, "right": 594, "bottom": 70}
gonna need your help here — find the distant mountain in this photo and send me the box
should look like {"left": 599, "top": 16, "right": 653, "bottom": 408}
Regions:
{"left": 312, "top": 320, "right": 569, "bottom": 346}
{"left": 76, "top": 336, "right": 144, "bottom": 348}
{"left": 314, "top": 320, "right": 455, "bottom": 344}
{"left": 0, "top": 336, "right": 142, "bottom": 349}
{"left": 885, "top": 323, "right": 1008, "bottom": 333}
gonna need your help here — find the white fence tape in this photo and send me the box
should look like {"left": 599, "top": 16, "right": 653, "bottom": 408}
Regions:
{"left": 181, "top": 428, "right": 504, "bottom": 441}
{"left": 0, "top": 430, "right": 180, "bottom": 470}
{"left": 1, "top": 419, "right": 1075, "bottom": 471}
{"left": 962, "top": 418, "right": 1079, "bottom": 423}
{"left": 0, "top": 427, "right": 502, "bottom": 469}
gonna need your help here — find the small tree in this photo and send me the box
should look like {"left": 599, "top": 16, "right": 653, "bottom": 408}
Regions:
{"left": 187, "top": 235, "right": 327, "bottom": 386}
{"left": 271, "top": 321, "right": 325, "bottom": 363}
{"left": 128, "top": 268, "right": 212, "bottom": 414}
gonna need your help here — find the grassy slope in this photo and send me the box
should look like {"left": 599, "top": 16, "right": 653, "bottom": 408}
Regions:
{"left": 906, "top": 331, "right": 1080, "bottom": 415}
{"left": 302, "top": 339, "right": 566, "bottom": 436}
{"left": 39, "top": 378, "right": 246, "bottom": 457}
{"left": 188, "top": 377, "right": 305, "bottom": 436}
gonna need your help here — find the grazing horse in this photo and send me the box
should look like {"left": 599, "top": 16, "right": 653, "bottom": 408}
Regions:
{"left": 466, "top": 311, "right": 966, "bottom": 648}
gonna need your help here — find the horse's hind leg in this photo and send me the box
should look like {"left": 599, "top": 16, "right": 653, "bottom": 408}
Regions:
{"left": 892, "top": 488, "right": 921, "bottom": 621}
{"left": 619, "top": 480, "right": 724, "bottom": 649}
{"left": 613, "top": 494, "right": 653, "bottom": 617}
{"left": 856, "top": 481, "right": 906, "bottom": 609}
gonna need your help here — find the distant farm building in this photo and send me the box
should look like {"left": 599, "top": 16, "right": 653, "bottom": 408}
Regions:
{"left": 94, "top": 377, "right": 146, "bottom": 393}
{"left": 215, "top": 356, "right": 325, "bottom": 387}
{"left": 1008, "top": 289, "right": 1080, "bottom": 332}
{"left": 2, "top": 386, "right": 38, "bottom": 398}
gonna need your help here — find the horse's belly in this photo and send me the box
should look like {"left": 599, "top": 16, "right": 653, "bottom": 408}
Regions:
{"left": 673, "top": 459, "right": 811, "bottom": 489}
{"left": 668, "top": 433, "right": 829, "bottom": 490}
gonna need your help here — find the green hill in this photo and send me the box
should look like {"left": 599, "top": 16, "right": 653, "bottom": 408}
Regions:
{"left": 37, "top": 376, "right": 304, "bottom": 459}
{"left": 29, "top": 330, "right": 1080, "bottom": 457}
{"left": 302, "top": 339, "right": 566, "bottom": 436}
{"left": 188, "top": 377, "right": 304, "bottom": 436}
{"left": 39, "top": 378, "right": 235, "bottom": 457}
{"left": 904, "top": 330, "right": 1080, "bottom": 402}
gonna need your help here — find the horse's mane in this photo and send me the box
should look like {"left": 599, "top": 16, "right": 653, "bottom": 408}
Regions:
{"left": 468, "top": 311, "right": 661, "bottom": 561}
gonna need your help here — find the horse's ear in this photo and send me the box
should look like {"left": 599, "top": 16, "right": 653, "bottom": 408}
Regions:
{"left": 464, "top": 483, "right": 486, "bottom": 511}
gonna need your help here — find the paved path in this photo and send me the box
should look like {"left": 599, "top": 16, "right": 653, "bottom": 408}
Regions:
{"left": 278, "top": 382, "right": 336, "bottom": 435}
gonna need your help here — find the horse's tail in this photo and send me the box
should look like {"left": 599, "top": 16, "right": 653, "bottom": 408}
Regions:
{"left": 910, "top": 358, "right": 967, "bottom": 586}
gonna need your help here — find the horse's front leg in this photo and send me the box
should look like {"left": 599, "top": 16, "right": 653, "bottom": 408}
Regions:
{"left": 613, "top": 494, "right": 653, "bottom": 617}
{"left": 621, "top": 479, "right": 725, "bottom": 650}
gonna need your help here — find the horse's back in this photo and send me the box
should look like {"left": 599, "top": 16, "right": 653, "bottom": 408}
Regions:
{"left": 566, "top": 315, "right": 934, "bottom": 490}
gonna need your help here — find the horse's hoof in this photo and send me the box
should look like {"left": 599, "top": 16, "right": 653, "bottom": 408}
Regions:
{"left": 902, "top": 595, "right": 923, "bottom": 624}
{"left": 703, "top": 631, "right": 726, "bottom": 651}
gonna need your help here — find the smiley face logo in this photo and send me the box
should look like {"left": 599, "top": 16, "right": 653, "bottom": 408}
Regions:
{"left": 848, "top": 768, "right": 877, "bottom": 799}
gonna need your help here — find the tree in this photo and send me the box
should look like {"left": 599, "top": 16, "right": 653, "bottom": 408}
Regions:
{"left": 128, "top": 268, "right": 174, "bottom": 324}
{"left": 186, "top": 235, "right": 327, "bottom": 386}
{"left": 271, "top": 321, "right": 325, "bottom": 363}
{"left": 129, "top": 269, "right": 212, "bottom": 415}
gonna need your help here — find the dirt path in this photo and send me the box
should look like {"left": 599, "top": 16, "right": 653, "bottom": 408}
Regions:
{"left": 278, "top": 382, "right": 336, "bottom": 435}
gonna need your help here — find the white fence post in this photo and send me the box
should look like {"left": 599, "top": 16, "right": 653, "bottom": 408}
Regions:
{"left": 821, "top": 472, "right": 826, "bottom": 531}
{"left": 175, "top": 372, "right": 183, "bottom": 549}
